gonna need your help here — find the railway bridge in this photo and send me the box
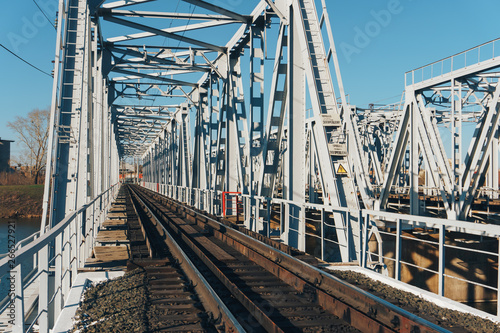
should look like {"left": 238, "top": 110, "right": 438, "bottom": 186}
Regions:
{"left": 2, "top": 0, "right": 500, "bottom": 331}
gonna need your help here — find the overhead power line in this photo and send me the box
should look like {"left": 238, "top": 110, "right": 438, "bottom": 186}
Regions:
{"left": 0, "top": 43, "right": 52, "bottom": 78}
{"left": 32, "top": 0, "right": 57, "bottom": 29}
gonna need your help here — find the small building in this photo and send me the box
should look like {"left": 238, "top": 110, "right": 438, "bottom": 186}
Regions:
{"left": 0, "top": 138, "right": 14, "bottom": 172}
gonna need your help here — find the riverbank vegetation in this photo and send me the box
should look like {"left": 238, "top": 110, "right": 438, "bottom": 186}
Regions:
{"left": 0, "top": 184, "right": 43, "bottom": 218}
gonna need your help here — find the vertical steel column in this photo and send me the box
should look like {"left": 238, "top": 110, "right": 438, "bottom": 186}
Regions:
{"left": 362, "top": 214, "right": 369, "bottom": 268}
{"left": 99, "top": 77, "right": 109, "bottom": 195}
{"left": 456, "top": 82, "right": 463, "bottom": 205}
{"left": 266, "top": 198, "right": 271, "bottom": 238}
{"left": 249, "top": 22, "right": 265, "bottom": 196}
{"left": 73, "top": 213, "right": 80, "bottom": 273}
{"left": 286, "top": 4, "right": 306, "bottom": 251}
{"left": 12, "top": 263, "right": 24, "bottom": 333}
{"left": 163, "top": 129, "right": 167, "bottom": 192}
{"left": 164, "top": 126, "right": 170, "bottom": 188}
{"left": 320, "top": 208, "right": 325, "bottom": 261}
{"left": 256, "top": 24, "right": 288, "bottom": 199}
{"left": 492, "top": 134, "right": 499, "bottom": 199}
{"left": 172, "top": 119, "right": 179, "bottom": 187}
{"left": 244, "top": 196, "right": 251, "bottom": 230}
{"left": 61, "top": 226, "right": 71, "bottom": 313}
{"left": 450, "top": 79, "right": 458, "bottom": 216}
{"left": 54, "top": 232, "right": 63, "bottom": 319}
{"left": 38, "top": 245, "right": 49, "bottom": 332}
{"left": 88, "top": 20, "right": 97, "bottom": 202}
{"left": 345, "top": 211, "right": 351, "bottom": 262}
{"left": 395, "top": 218, "right": 401, "bottom": 280}
{"left": 497, "top": 237, "right": 500, "bottom": 317}
{"left": 41, "top": 0, "right": 64, "bottom": 233}
{"left": 226, "top": 57, "right": 241, "bottom": 194}
{"left": 51, "top": 0, "right": 89, "bottom": 226}
{"left": 38, "top": 0, "right": 64, "bottom": 329}
{"left": 438, "top": 224, "right": 445, "bottom": 296}
{"left": 208, "top": 74, "right": 220, "bottom": 192}
{"left": 82, "top": 208, "right": 88, "bottom": 271}
{"left": 193, "top": 87, "right": 208, "bottom": 190}
{"left": 255, "top": 198, "right": 261, "bottom": 232}
{"left": 153, "top": 142, "right": 157, "bottom": 185}
{"left": 410, "top": 99, "right": 420, "bottom": 216}
{"left": 179, "top": 105, "right": 191, "bottom": 188}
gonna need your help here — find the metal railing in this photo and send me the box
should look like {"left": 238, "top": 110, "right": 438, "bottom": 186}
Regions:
{"left": 0, "top": 231, "right": 41, "bottom": 324}
{"left": 0, "top": 184, "right": 118, "bottom": 333}
{"left": 405, "top": 37, "right": 500, "bottom": 86}
{"left": 144, "top": 181, "right": 500, "bottom": 319}
{"left": 365, "top": 210, "right": 500, "bottom": 317}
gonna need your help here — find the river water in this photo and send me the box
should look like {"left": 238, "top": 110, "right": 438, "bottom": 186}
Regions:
{"left": 0, "top": 218, "right": 41, "bottom": 301}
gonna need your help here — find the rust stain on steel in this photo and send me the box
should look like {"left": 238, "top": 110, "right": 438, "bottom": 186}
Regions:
{"left": 136, "top": 186, "right": 442, "bottom": 333}
{"left": 134, "top": 188, "right": 285, "bottom": 333}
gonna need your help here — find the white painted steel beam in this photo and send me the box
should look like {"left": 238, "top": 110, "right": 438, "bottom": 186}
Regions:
{"left": 39, "top": 8, "right": 500, "bottom": 333}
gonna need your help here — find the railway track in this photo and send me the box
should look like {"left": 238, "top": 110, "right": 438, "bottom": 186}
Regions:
{"left": 122, "top": 184, "right": 447, "bottom": 332}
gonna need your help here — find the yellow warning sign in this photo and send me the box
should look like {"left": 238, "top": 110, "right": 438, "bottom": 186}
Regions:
{"left": 336, "top": 163, "right": 348, "bottom": 176}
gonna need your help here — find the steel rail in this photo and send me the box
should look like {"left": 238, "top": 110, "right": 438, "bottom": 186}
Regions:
{"left": 133, "top": 185, "right": 450, "bottom": 333}
{"left": 130, "top": 185, "right": 286, "bottom": 332}
{"left": 127, "top": 186, "right": 245, "bottom": 333}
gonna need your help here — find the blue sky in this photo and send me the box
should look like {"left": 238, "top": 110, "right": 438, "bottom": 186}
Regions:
{"left": 1, "top": 0, "right": 499, "bottom": 157}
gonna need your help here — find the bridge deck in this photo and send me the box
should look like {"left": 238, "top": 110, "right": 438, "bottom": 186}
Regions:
{"left": 81, "top": 195, "right": 132, "bottom": 271}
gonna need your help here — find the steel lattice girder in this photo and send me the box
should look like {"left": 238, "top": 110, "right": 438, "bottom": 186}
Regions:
{"left": 55, "top": 0, "right": 500, "bottom": 265}
{"left": 87, "top": 0, "right": 368, "bottom": 260}
{"left": 378, "top": 50, "right": 500, "bottom": 220}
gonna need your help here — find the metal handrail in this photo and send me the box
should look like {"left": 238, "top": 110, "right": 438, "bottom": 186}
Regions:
{"left": 0, "top": 231, "right": 41, "bottom": 260}
{"left": 406, "top": 37, "right": 500, "bottom": 74}
{"left": 405, "top": 37, "right": 500, "bottom": 86}
{"left": 0, "top": 185, "right": 116, "bottom": 278}
{"left": 0, "top": 183, "right": 118, "bottom": 332}
{"left": 147, "top": 181, "right": 500, "bottom": 239}
{"left": 145, "top": 181, "right": 500, "bottom": 319}
{"left": 0, "top": 265, "right": 38, "bottom": 315}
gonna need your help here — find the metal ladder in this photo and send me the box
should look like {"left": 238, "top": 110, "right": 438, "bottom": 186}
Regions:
{"left": 179, "top": 106, "right": 191, "bottom": 187}
{"left": 300, "top": 0, "right": 337, "bottom": 115}
{"left": 257, "top": 25, "right": 288, "bottom": 198}
{"left": 299, "top": 0, "right": 361, "bottom": 260}
{"left": 231, "top": 60, "right": 250, "bottom": 193}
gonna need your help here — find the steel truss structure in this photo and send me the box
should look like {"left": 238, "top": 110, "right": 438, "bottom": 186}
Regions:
{"left": 38, "top": 0, "right": 120, "bottom": 329}
{"left": 101, "top": 0, "right": 369, "bottom": 260}
{"left": 46, "top": 0, "right": 120, "bottom": 221}
{"left": 377, "top": 39, "right": 500, "bottom": 220}
{"left": 42, "top": 0, "right": 500, "bottom": 304}
{"left": 4, "top": 1, "right": 500, "bottom": 331}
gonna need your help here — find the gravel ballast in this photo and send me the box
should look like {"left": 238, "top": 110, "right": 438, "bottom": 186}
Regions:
{"left": 328, "top": 269, "right": 500, "bottom": 332}
{"left": 71, "top": 269, "right": 150, "bottom": 332}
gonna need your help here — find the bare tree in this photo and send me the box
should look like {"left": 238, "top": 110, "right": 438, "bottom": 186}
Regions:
{"left": 7, "top": 108, "right": 50, "bottom": 184}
